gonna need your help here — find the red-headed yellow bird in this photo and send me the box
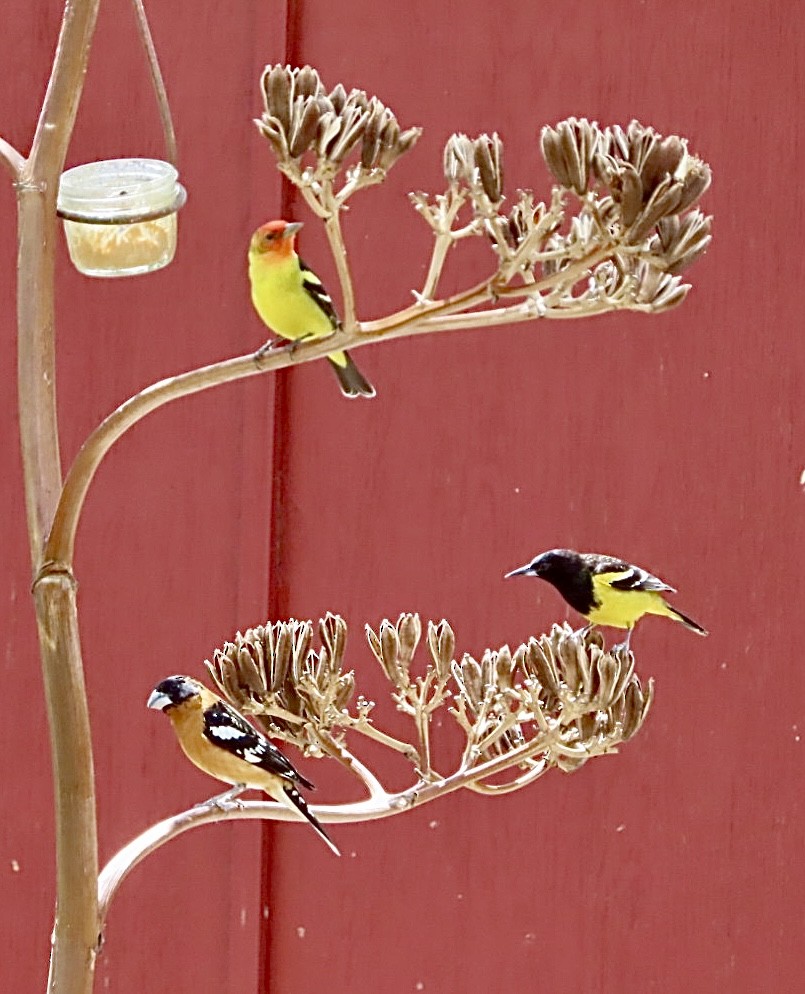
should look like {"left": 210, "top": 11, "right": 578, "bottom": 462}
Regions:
{"left": 248, "top": 219, "right": 375, "bottom": 398}
{"left": 505, "top": 548, "right": 707, "bottom": 645}
{"left": 148, "top": 675, "right": 339, "bottom": 855}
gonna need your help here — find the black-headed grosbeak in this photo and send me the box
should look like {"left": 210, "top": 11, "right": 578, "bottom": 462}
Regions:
{"left": 148, "top": 675, "right": 339, "bottom": 855}
{"left": 506, "top": 548, "right": 707, "bottom": 645}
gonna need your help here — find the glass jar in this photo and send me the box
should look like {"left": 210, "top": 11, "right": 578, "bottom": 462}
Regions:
{"left": 57, "top": 159, "right": 185, "bottom": 277}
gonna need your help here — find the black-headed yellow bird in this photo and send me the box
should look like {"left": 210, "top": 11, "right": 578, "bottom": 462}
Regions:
{"left": 148, "top": 675, "right": 339, "bottom": 855}
{"left": 248, "top": 219, "right": 375, "bottom": 399}
{"left": 505, "top": 548, "right": 707, "bottom": 644}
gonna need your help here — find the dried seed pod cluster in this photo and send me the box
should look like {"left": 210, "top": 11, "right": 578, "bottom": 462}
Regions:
{"left": 366, "top": 614, "right": 453, "bottom": 758}
{"left": 540, "top": 118, "right": 601, "bottom": 196}
{"left": 408, "top": 116, "right": 710, "bottom": 315}
{"left": 365, "top": 612, "right": 422, "bottom": 690}
{"left": 654, "top": 212, "right": 712, "bottom": 276}
{"left": 501, "top": 190, "right": 556, "bottom": 253}
{"left": 257, "top": 64, "right": 420, "bottom": 196}
{"left": 204, "top": 613, "right": 355, "bottom": 752}
{"left": 254, "top": 64, "right": 711, "bottom": 321}
{"left": 591, "top": 122, "right": 711, "bottom": 244}
{"left": 443, "top": 132, "right": 504, "bottom": 207}
{"left": 452, "top": 624, "right": 653, "bottom": 776}
{"left": 204, "top": 612, "right": 652, "bottom": 793}
{"left": 523, "top": 624, "right": 651, "bottom": 732}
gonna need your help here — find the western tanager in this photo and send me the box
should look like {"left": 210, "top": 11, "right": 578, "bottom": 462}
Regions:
{"left": 148, "top": 675, "right": 339, "bottom": 855}
{"left": 505, "top": 548, "right": 707, "bottom": 644}
{"left": 248, "top": 219, "right": 375, "bottom": 398}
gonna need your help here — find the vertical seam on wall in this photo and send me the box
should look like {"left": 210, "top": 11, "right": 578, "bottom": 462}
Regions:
{"left": 261, "top": 4, "right": 299, "bottom": 992}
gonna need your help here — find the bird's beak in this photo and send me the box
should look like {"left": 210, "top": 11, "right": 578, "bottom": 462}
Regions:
{"left": 147, "top": 690, "right": 171, "bottom": 711}
{"left": 504, "top": 564, "right": 534, "bottom": 579}
{"left": 281, "top": 221, "right": 303, "bottom": 239}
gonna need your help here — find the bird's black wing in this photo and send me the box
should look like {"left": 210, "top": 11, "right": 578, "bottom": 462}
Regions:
{"left": 583, "top": 554, "right": 676, "bottom": 593}
{"left": 202, "top": 700, "right": 313, "bottom": 788}
{"left": 298, "top": 257, "right": 340, "bottom": 329}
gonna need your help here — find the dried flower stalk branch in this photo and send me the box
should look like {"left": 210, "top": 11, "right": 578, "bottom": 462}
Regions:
{"left": 206, "top": 615, "right": 652, "bottom": 795}
{"left": 257, "top": 69, "right": 711, "bottom": 334}
{"left": 99, "top": 618, "right": 653, "bottom": 928}
{"left": 43, "top": 76, "right": 712, "bottom": 573}
{"left": 256, "top": 64, "right": 421, "bottom": 327}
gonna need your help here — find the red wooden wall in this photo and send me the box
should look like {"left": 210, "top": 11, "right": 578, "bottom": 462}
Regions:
{"left": 2, "top": 0, "right": 804, "bottom": 991}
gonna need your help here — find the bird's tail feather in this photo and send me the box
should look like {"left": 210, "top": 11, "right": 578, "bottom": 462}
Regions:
{"left": 328, "top": 351, "right": 376, "bottom": 399}
{"left": 667, "top": 604, "right": 708, "bottom": 636}
{"left": 281, "top": 785, "right": 340, "bottom": 855}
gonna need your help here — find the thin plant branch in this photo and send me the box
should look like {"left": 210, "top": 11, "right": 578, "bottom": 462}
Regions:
{"left": 345, "top": 716, "right": 421, "bottom": 762}
{"left": 39, "top": 246, "right": 603, "bottom": 572}
{"left": 312, "top": 729, "right": 387, "bottom": 800}
{"left": 98, "top": 714, "right": 560, "bottom": 930}
{"left": 0, "top": 135, "right": 24, "bottom": 178}
{"left": 465, "top": 760, "right": 549, "bottom": 794}
{"left": 418, "top": 187, "right": 468, "bottom": 299}
{"left": 321, "top": 185, "right": 358, "bottom": 329}
{"left": 103, "top": 616, "right": 655, "bottom": 927}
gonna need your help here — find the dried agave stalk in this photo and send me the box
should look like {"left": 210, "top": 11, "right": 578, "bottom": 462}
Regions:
{"left": 256, "top": 67, "right": 711, "bottom": 335}
{"left": 206, "top": 614, "right": 653, "bottom": 797}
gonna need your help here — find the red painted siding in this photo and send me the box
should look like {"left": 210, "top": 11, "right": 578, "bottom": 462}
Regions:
{"left": 2, "top": 1, "right": 804, "bottom": 992}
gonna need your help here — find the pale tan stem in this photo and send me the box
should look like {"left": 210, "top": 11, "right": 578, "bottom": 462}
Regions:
{"left": 17, "top": 185, "right": 64, "bottom": 563}
{"left": 465, "top": 760, "right": 549, "bottom": 794}
{"left": 494, "top": 244, "right": 612, "bottom": 299}
{"left": 44, "top": 350, "right": 300, "bottom": 566}
{"left": 414, "top": 709, "right": 431, "bottom": 775}
{"left": 421, "top": 296, "right": 645, "bottom": 333}
{"left": 295, "top": 182, "right": 330, "bottom": 220}
{"left": 0, "top": 136, "right": 25, "bottom": 178}
{"left": 315, "top": 731, "right": 386, "bottom": 799}
{"left": 360, "top": 244, "right": 611, "bottom": 337}
{"left": 476, "top": 713, "right": 520, "bottom": 754}
{"left": 348, "top": 718, "right": 421, "bottom": 762}
{"left": 420, "top": 190, "right": 466, "bottom": 299}
{"left": 360, "top": 275, "right": 493, "bottom": 335}
{"left": 324, "top": 207, "right": 357, "bottom": 329}
{"left": 421, "top": 233, "right": 453, "bottom": 301}
{"left": 35, "top": 570, "right": 99, "bottom": 994}
{"left": 98, "top": 729, "right": 551, "bottom": 927}
{"left": 291, "top": 179, "right": 357, "bottom": 326}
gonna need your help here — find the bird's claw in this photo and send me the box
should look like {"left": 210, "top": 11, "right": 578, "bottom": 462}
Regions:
{"left": 201, "top": 784, "right": 248, "bottom": 812}
{"left": 255, "top": 332, "right": 316, "bottom": 363}
{"left": 255, "top": 338, "right": 281, "bottom": 359}
{"left": 287, "top": 332, "right": 315, "bottom": 356}
{"left": 611, "top": 631, "right": 633, "bottom": 655}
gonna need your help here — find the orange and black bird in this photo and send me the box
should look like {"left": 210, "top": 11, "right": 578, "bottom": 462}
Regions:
{"left": 148, "top": 675, "right": 339, "bottom": 855}
{"left": 505, "top": 548, "right": 707, "bottom": 645}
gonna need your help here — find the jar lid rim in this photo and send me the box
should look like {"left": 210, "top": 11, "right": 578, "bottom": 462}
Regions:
{"left": 58, "top": 159, "right": 179, "bottom": 215}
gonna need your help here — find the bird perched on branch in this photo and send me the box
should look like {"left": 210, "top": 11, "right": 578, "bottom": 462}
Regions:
{"left": 148, "top": 675, "right": 339, "bottom": 855}
{"left": 505, "top": 548, "right": 707, "bottom": 645}
{"left": 248, "top": 219, "right": 375, "bottom": 398}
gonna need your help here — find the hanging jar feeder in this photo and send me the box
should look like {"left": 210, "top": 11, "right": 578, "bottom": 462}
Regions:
{"left": 56, "top": 0, "right": 184, "bottom": 278}
{"left": 57, "top": 159, "right": 185, "bottom": 277}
